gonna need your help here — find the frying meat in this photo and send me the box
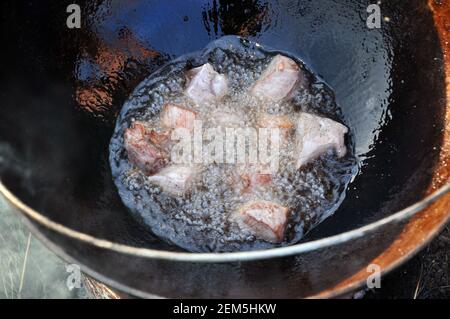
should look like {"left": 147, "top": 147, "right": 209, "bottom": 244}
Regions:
{"left": 239, "top": 164, "right": 274, "bottom": 193}
{"left": 111, "top": 38, "right": 357, "bottom": 252}
{"left": 251, "top": 55, "right": 303, "bottom": 102}
{"left": 257, "top": 113, "right": 294, "bottom": 141}
{"left": 235, "top": 114, "right": 289, "bottom": 193}
{"left": 160, "top": 104, "right": 197, "bottom": 132}
{"left": 295, "top": 113, "right": 348, "bottom": 168}
{"left": 185, "top": 63, "right": 228, "bottom": 104}
{"left": 124, "top": 121, "right": 169, "bottom": 175}
{"left": 148, "top": 165, "right": 197, "bottom": 196}
{"left": 236, "top": 201, "right": 289, "bottom": 243}
{"left": 148, "top": 129, "right": 172, "bottom": 148}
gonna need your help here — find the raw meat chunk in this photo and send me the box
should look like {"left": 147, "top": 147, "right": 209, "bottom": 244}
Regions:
{"left": 239, "top": 164, "right": 274, "bottom": 193}
{"left": 124, "top": 122, "right": 169, "bottom": 175}
{"left": 185, "top": 63, "right": 228, "bottom": 104}
{"left": 251, "top": 55, "right": 302, "bottom": 102}
{"left": 148, "top": 165, "right": 197, "bottom": 196}
{"left": 160, "top": 104, "right": 197, "bottom": 132}
{"left": 257, "top": 113, "right": 294, "bottom": 140}
{"left": 236, "top": 201, "right": 289, "bottom": 243}
{"left": 295, "top": 113, "right": 348, "bottom": 168}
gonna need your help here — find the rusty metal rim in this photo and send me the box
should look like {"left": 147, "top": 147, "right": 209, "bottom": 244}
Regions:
{"left": 310, "top": 202, "right": 450, "bottom": 299}
{"left": 1, "top": 181, "right": 449, "bottom": 264}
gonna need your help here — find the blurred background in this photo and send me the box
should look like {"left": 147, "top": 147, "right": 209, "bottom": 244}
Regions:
{"left": 0, "top": 195, "right": 87, "bottom": 299}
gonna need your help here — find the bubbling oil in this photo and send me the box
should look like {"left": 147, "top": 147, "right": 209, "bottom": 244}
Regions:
{"left": 110, "top": 37, "right": 357, "bottom": 252}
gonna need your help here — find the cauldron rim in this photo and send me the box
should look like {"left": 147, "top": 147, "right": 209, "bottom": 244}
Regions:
{"left": 1, "top": 181, "right": 448, "bottom": 264}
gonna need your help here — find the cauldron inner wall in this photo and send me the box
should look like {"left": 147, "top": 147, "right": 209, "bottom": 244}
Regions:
{"left": 0, "top": 0, "right": 445, "bottom": 249}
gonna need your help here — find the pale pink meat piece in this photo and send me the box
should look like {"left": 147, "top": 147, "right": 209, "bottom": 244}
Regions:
{"left": 257, "top": 113, "right": 294, "bottom": 141}
{"left": 233, "top": 114, "right": 293, "bottom": 192}
{"left": 251, "top": 55, "right": 302, "bottom": 102}
{"left": 295, "top": 113, "right": 348, "bottom": 168}
{"left": 236, "top": 201, "right": 289, "bottom": 243}
{"left": 124, "top": 122, "right": 170, "bottom": 175}
{"left": 185, "top": 63, "right": 228, "bottom": 104}
{"left": 239, "top": 164, "right": 274, "bottom": 193}
{"left": 160, "top": 104, "right": 197, "bottom": 132}
{"left": 148, "top": 165, "right": 197, "bottom": 197}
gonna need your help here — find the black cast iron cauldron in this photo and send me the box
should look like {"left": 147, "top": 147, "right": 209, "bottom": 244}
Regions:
{"left": 0, "top": 0, "right": 449, "bottom": 298}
